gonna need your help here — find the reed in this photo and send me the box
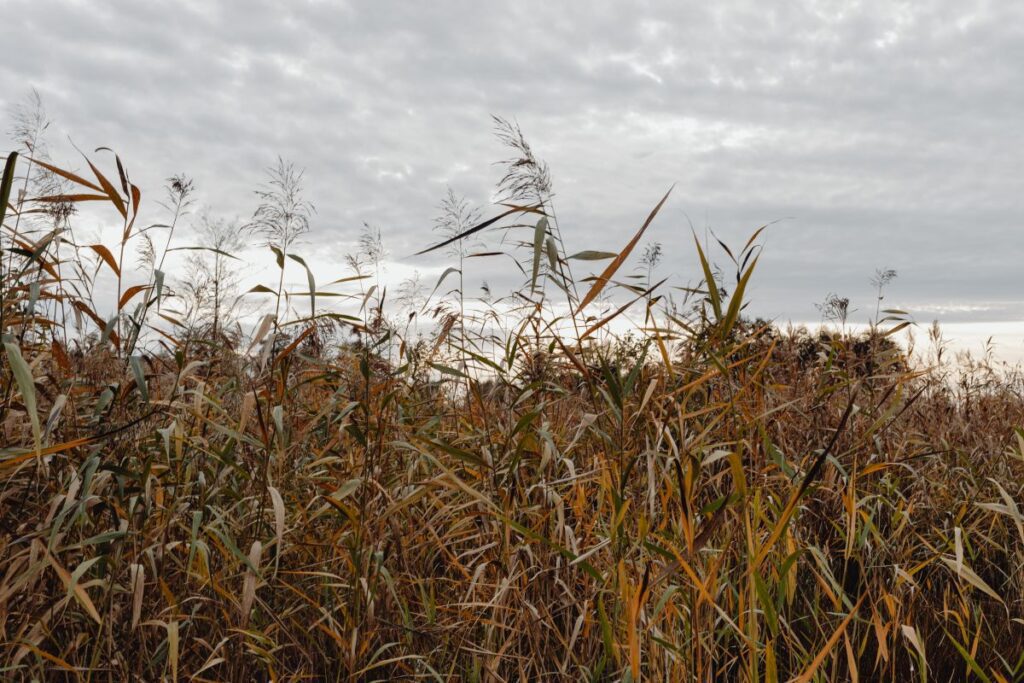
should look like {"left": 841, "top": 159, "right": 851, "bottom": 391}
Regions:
{"left": 1, "top": 114, "right": 1022, "bottom": 681}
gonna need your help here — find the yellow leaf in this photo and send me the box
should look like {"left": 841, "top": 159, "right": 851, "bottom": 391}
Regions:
{"left": 37, "top": 541, "right": 102, "bottom": 625}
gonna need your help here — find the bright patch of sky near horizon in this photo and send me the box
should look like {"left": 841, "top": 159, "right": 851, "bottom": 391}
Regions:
{"left": 1, "top": 0, "right": 1021, "bottom": 361}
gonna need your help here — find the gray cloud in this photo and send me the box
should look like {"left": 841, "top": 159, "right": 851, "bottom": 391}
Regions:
{"left": 2, "top": 0, "right": 1022, "bottom": 328}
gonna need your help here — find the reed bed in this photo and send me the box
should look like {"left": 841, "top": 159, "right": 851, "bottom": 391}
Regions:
{"left": 1, "top": 114, "right": 1023, "bottom": 681}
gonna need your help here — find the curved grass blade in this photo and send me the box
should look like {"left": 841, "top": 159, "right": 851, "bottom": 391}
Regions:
{"left": 1, "top": 151, "right": 16, "bottom": 226}
{"left": 4, "top": 341, "right": 40, "bottom": 453}
{"left": 577, "top": 186, "right": 673, "bottom": 313}
{"left": 415, "top": 203, "right": 545, "bottom": 256}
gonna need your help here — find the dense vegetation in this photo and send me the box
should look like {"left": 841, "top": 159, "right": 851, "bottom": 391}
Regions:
{"left": 2, "top": 103, "right": 1023, "bottom": 681}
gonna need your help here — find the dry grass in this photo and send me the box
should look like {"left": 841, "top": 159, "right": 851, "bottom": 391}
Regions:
{"left": 1, "top": 127, "right": 1024, "bottom": 682}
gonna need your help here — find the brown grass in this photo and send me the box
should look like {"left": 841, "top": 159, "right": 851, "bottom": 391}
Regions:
{"left": 1, "top": 131, "right": 1024, "bottom": 682}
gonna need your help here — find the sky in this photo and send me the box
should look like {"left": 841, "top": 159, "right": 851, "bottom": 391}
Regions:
{"left": 1, "top": 0, "right": 1022, "bottom": 361}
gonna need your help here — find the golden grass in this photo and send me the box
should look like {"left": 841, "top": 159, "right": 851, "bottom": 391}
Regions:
{"left": 1, "top": 139, "right": 1023, "bottom": 682}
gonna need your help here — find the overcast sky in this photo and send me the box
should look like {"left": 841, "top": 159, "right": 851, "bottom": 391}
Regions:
{"left": 2, "top": 0, "right": 1022, "bottom": 354}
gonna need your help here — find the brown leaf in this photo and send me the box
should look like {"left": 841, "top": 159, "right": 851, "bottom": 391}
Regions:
{"left": 118, "top": 284, "right": 150, "bottom": 310}
{"left": 88, "top": 244, "right": 121, "bottom": 276}
{"left": 577, "top": 186, "right": 673, "bottom": 313}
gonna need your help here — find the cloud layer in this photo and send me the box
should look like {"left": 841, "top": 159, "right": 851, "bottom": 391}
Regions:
{"left": 2, "top": 0, "right": 1022, "bottom": 328}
